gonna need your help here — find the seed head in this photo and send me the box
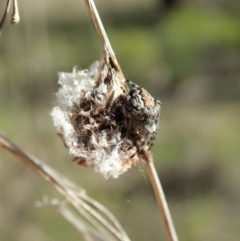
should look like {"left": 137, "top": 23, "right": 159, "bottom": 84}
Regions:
{"left": 50, "top": 60, "right": 161, "bottom": 178}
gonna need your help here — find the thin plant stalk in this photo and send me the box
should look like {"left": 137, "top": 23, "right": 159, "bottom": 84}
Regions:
{"left": 145, "top": 151, "right": 179, "bottom": 241}
{"left": 0, "top": 0, "right": 20, "bottom": 34}
{"left": 83, "top": 1, "right": 179, "bottom": 241}
{"left": 84, "top": 0, "right": 124, "bottom": 80}
{"left": 0, "top": 0, "right": 12, "bottom": 33}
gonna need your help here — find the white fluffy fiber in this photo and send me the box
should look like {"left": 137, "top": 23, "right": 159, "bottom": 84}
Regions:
{"left": 55, "top": 62, "right": 99, "bottom": 108}
{"left": 50, "top": 62, "right": 128, "bottom": 178}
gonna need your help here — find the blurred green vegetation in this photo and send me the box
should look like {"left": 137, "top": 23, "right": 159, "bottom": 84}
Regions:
{"left": 1, "top": 0, "right": 240, "bottom": 241}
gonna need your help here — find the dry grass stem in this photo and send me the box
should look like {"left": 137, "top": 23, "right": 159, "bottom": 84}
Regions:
{"left": 0, "top": 0, "right": 12, "bottom": 33}
{"left": 0, "top": 133, "right": 131, "bottom": 241}
{"left": 0, "top": 0, "right": 20, "bottom": 34}
{"left": 84, "top": 0, "right": 123, "bottom": 76}
{"left": 36, "top": 198, "right": 102, "bottom": 241}
{"left": 57, "top": 205, "right": 100, "bottom": 241}
{"left": 83, "top": 1, "right": 179, "bottom": 240}
{"left": 144, "top": 151, "right": 179, "bottom": 241}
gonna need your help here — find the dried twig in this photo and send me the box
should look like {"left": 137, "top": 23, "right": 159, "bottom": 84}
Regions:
{"left": 0, "top": 0, "right": 12, "bottom": 33}
{"left": 36, "top": 198, "right": 104, "bottom": 241}
{"left": 0, "top": 0, "right": 20, "bottom": 34}
{"left": 83, "top": 1, "right": 179, "bottom": 240}
{"left": 143, "top": 150, "right": 179, "bottom": 241}
{"left": 0, "top": 133, "right": 131, "bottom": 241}
{"left": 84, "top": 0, "right": 123, "bottom": 76}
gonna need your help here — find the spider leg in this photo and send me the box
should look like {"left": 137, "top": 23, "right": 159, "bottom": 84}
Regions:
{"left": 155, "top": 99, "right": 162, "bottom": 106}
{"left": 127, "top": 145, "right": 137, "bottom": 159}
{"left": 121, "top": 86, "right": 127, "bottom": 94}
{"left": 125, "top": 79, "right": 139, "bottom": 88}
{"left": 130, "top": 153, "right": 136, "bottom": 158}
{"left": 147, "top": 133, "right": 158, "bottom": 150}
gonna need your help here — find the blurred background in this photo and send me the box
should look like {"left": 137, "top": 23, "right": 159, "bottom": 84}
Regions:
{"left": 1, "top": 0, "right": 240, "bottom": 240}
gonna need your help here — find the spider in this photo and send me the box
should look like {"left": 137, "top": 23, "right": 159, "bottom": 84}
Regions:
{"left": 121, "top": 79, "right": 162, "bottom": 156}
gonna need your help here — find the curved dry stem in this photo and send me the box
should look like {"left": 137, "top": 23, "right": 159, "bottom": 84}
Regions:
{"left": 0, "top": 0, "right": 20, "bottom": 34}
{"left": 0, "top": 0, "right": 12, "bottom": 34}
{"left": 69, "top": 192, "right": 128, "bottom": 241}
{"left": 0, "top": 133, "right": 131, "bottom": 241}
{"left": 38, "top": 200, "right": 104, "bottom": 241}
{"left": 59, "top": 206, "right": 97, "bottom": 241}
{"left": 81, "top": 195, "right": 130, "bottom": 240}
